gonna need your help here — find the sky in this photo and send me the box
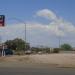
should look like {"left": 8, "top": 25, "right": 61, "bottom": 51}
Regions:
{"left": 0, "top": 0, "right": 75, "bottom": 47}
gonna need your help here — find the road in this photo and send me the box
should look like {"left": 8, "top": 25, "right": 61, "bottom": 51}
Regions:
{"left": 0, "top": 67, "right": 75, "bottom": 75}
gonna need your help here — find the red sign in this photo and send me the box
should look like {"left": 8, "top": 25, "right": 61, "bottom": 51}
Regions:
{"left": 0, "top": 15, "right": 5, "bottom": 26}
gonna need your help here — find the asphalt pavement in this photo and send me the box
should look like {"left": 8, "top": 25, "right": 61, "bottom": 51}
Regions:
{"left": 0, "top": 67, "right": 75, "bottom": 75}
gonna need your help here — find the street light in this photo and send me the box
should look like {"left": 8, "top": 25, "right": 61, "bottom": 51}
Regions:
{"left": 58, "top": 36, "right": 62, "bottom": 49}
{"left": 58, "top": 36, "right": 60, "bottom": 48}
{"left": 7, "top": 18, "right": 27, "bottom": 50}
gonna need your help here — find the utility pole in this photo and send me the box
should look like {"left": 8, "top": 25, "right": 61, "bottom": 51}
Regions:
{"left": 0, "top": 34, "right": 1, "bottom": 44}
{"left": 58, "top": 36, "right": 61, "bottom": 48}
{"left": 8, "top": 18, "right": 27, "bottom": 51}
{"left": 24, "top": 23, "right": 26, "bottom": 51}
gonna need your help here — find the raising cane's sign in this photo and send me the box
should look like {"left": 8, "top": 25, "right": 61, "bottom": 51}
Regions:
{"left": 0, "top": 15, "right": 5, "bottom": 27}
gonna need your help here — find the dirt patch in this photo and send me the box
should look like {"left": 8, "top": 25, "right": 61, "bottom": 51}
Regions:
{"left": 0, "top": 54, "right": 75, "bottom": 68}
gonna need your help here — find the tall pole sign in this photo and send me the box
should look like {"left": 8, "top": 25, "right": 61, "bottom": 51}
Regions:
{"left": 0, "top": 15, "right": 5, "bottom": 27}
{"left": 0, "top": 15, "right": 5, "bottom": 56}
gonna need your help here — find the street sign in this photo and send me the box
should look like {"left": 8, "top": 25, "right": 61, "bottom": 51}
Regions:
{"left": 0, "top": 15, "right": 5, "bottom": 26}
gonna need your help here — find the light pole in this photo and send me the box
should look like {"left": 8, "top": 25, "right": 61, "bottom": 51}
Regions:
{"left": 24, "top": 21, "right": 26, "bottom": 50}
{"left": 58, "top": 36, "right": 61, "bottom": 48}
{"left": 7, "top": 18, "right": 27, "bottom": 51}
{"left": 0, "top": 34, "right": 2, "bottom": 44}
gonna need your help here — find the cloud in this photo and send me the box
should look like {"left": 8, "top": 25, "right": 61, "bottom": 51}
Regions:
{"left": 1, "top": 9, "right": 74, "bottom": 38}
{"left": 36, "top": 9, "right": 57, "bottom": 21}
{"left": 48, "top": 19, "right": 75, "bottom": 36}
{"left": 0, "top": 21, "right": 75, "bottom": 47}
{"left": 36, "top": 9, "right": 75, "bottom": 37}
{"left": 0, "top": 9, "right": 75, "bottom": 47}
{"left": 0, "top": 23, "right": 49, "bottom": 41}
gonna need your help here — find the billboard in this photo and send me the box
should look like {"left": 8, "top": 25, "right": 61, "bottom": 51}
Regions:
{"left": 0, "top": 15, "right": 5, "bottom": 26}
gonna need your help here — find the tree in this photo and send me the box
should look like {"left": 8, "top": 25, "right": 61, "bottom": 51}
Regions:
{"left": 60, "top": 43, "right": 72, "bottom": 51}
{"left": 5, "top": 38, "right": 30, "bottom": 51}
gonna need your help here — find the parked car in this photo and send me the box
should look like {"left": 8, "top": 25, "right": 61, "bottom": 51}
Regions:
{"left": 5, "top": 49, "right": 13, "bottom": 55}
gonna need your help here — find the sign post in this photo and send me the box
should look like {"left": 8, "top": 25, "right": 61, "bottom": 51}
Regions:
{"left": 0, "top": 15, "right": 5, "bottom": 56}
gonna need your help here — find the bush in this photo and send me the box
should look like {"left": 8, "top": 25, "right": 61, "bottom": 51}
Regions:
{"left": 53, "top": 48, "right": 60, "bottom": 53}
{"left": 60, "top": 44, "right": 72, "bottom": 51}
{"left": 14, "top": 51, "right": 25, "bottom": 55}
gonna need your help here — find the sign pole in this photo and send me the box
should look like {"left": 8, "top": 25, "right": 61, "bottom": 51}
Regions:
{"left": 0, "top": 15, "right": 5, "bottom": 56}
